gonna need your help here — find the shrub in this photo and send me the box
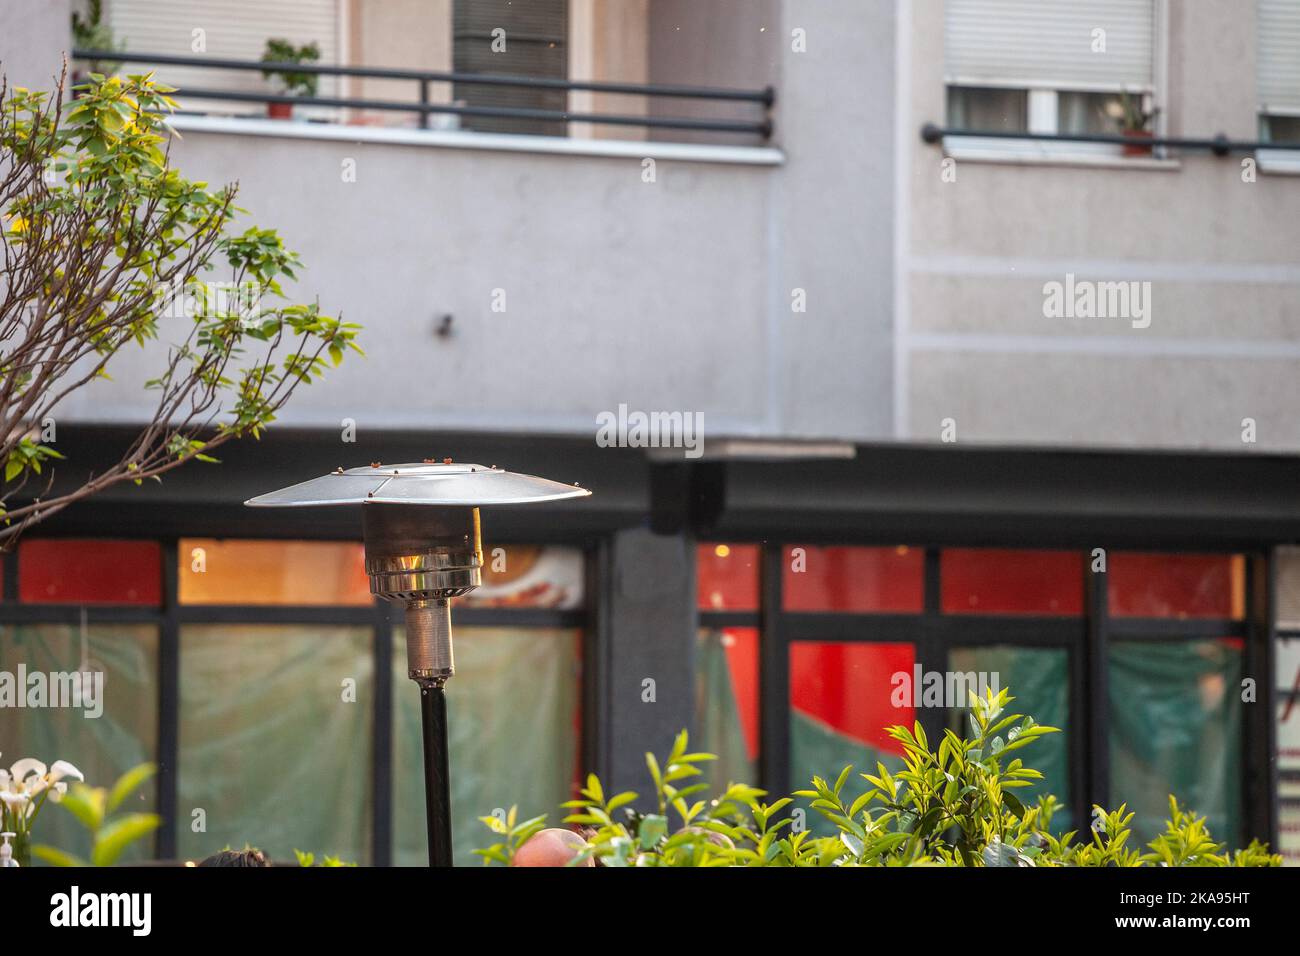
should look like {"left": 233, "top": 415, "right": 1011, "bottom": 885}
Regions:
{"left": 478, "top": 687, "right": 1280, "bottom": 867}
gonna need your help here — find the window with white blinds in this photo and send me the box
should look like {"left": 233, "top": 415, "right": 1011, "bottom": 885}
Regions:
{"left": 106, "top": 0, "right": 342, "bottom": 113}
{"left": 945, "top": 0, "right": 1155, "bottom": 92}
{"left": 1259, "top": 0, "right": 1300, "bottom": 116}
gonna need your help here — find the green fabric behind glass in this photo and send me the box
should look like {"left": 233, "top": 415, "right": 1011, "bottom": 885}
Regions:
{"left": 1108, "top": 640, "right": 1242, "bottom": 846}
{"left": 0, "top": 623, "right": 158, "bottom": 863}
{"left": 790, "top": 711, "right": 903, "bottom": 837}
{"left": 177, "top": 625, "right": 373, "bottom": 864}
{"left": 948, "top": 646, "right": 1070, "bottom": 828}
{"left": 696, "top": 629, "right": 756, "bottom": 790}
{"left": 392, "top": 626, "right": 580, "bottom": 867}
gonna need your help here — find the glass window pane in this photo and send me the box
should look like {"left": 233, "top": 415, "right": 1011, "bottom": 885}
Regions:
{"left": 0, "top": 623, "right": 159, "bottom": 861}
{"left": 789, "top": 642, "right": 914, "bottom": 804}
{"left": 1108, "top": 639, "right": 1243, "bottom": 846}
{"left": 179, "top": 539, "right": 370, "bottom": 606}
{"left": 460, "top": 545, "right": 584, "bottom": 609}
{"left": 697, "top": 627, "right": 758, "bottom": 787}
{"left": 177, "top": 624, "right": 374, "bottom": 864}
{"left": 392, "top": 626, "right": 581, "bottom": 867}
{"left": 20, "top": 539, "right": 161, "bottom": 605}
{"left": 1263, "top": 114, "right": 1300, "bottom": 144}
{"left": 697, "top": 543, "right": 759, "bottom": 612}
{"left": 1058, "top": 90, "right": 1124, "bottom": 134}
{"left": 1108, "top": 553, "right": 1244, "bottom": 619}
{"left": 784, "top": 546, "right": 923, "bottom": 613}
{"left": 1277, "top": 634, "right": 1300, "bottom": 866}
{"left": 1276, "top": 547, "right": 1300, "bottom": 630}
{"left": 941, "top": 549, "right": 1082, "bottom": 615}
{"left": 948, "top": 646, "right": 1071, "bottom": 828}
{"left": 947, "top": 85, "right": 1028, "bottom": 131}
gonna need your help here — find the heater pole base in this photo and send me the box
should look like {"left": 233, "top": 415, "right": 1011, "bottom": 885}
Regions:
{"left": 418, "top": 681, "right": 454, "bottom": 868}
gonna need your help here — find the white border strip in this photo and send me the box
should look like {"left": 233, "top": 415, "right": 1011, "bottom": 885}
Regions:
{"left": 908, "top": 332, "right": 1300, "bottom": 360}
{"left": 909, "top": 254, "right": 1300, "bottom": 284}
{"left": 168, "top": 114, "right": 786, "bottom": 166}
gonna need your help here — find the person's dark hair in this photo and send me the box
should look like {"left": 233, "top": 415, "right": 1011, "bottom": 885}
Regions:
{"left": 197, "top": 848, "right": 270, "bottom": 867}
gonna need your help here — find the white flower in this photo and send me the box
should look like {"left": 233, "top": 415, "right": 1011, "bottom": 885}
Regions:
{"left": 0, "top": 790, "right": 31, "bottom": 812}
{"left": 2, "top": 758, "right": 84, "bottom": 803}
{"left": 9, "top": 758, "right": 46, "bottom": 785}
{"left": 48, "top": 760, "right": 83, "bottom": 784}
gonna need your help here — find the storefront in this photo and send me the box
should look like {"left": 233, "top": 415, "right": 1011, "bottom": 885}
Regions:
{"left": 2, "top": 427, "right": 1296, "bottom": 864}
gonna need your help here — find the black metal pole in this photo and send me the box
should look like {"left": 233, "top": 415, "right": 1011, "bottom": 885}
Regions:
{"left": 419, "top": 683, "right": 453, "bottom": 867}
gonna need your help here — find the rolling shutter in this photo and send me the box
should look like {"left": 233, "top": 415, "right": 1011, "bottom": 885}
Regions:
{"left": 107, "top": 0, "right": 341, "bottom": 113}
{"left": 1259, "top": 0, "right": 1300, "bottom": 114}
{"left": 945, "top": 0, "right": 1155, "bottom": 91}
{"left": 453, "top": 0, "right": 568, "bottom": 136}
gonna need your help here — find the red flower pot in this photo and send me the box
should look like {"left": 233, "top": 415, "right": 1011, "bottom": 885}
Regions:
{"left": 267, "top": 101, "right": 293, "bottom": 120}
{"left": 1122, "top": 128, "right": 1154, "bottom": 157}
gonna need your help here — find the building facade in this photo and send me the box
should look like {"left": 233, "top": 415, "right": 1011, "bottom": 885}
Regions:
{"left": 1, "top": 0, "right": 1297, "bottom": 865}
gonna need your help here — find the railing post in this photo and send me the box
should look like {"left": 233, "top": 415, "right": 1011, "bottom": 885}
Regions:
{"left": 419, "top": 78, "right": 430, "bottom": 129}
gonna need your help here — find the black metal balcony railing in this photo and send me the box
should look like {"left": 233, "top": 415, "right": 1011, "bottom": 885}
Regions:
{"left": 921, "top": 122, "right": 1300, "bottom": 155}
{"left": 73, "top": 49, "right": 775, "bottom": 141}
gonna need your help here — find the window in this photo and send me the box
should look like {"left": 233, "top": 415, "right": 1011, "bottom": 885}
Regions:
{"left": 702, "top": 542, "right": 1267, "bottom": 850}
{"left": 391, "top": 625, "right": 582, "bottom": 867}
{"left": 697, "top": 544, "right": 762, "bottom": 785}
{"left": 944, "top": 0, "right": 1157, "bottom": 156}
{"left": 106, "top": 0, "right": 342, "bottom": 117}
{"left": 784, "top": 546, "right": 923, "bottom": 613}
{"left": 1108, "top": 639, "right": 1243, "bottom": 845}
{"left": 1275, "top": 546, "right": 1300, "bottom": 866}
{"left": 20, "top": 539, "right": 161, "bottom": 605}
{"left": 697, "top": 626, "right": 759, "bottom": 789}
{"left": 948, "top": 645, "right": 1071, "bottom": 826}
{"left": 941, "top": 549, "right": 1082, "bottom": 615}
{"left": 453, "top": 0, "right": 569, "bottom": 136}
{"left": 0, "top": 535, "right": 587, "bottom": 866}
{"left": 0, "top": 622, "right": 159, "bottom": 862}
{"left": 179, "top": 539, "right": 370, "bottom": 606}
{"left": 789, "top": 642, "right": 914, "bottom": 824}
{"left": 1258, "top": 0, "right": 1300, "bottom": 145}
{"left": 177, "top": 623, "right": 375, "bottom": 863}
{"left": 1108, "top": 553, "right": 1245, "bottom": 620}
{"left": 698, "top": 543, "right": 760, "bottom": 612}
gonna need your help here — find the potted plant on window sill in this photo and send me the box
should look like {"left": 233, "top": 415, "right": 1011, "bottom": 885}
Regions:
{"left": 260, "top": 39, "right": 320, "bottom": 120}
{"left": 1106, "top": 90, "right": 1160, "bottom": 157}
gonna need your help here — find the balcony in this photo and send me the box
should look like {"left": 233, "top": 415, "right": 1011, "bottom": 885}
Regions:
{"left": 54, "top": 45, "right": 786, "bottom": 437}
{"left": 73, "top": 48, "right": 775, "bottom": 152}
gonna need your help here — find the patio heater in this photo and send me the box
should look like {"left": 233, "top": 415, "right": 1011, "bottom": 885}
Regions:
{"left": 246, "top": 461, "right": 590, "bottom": 866}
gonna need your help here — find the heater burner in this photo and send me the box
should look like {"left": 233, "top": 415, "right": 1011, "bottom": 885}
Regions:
{"left": 362, "top": 502, "right": 482, "bottom": 687}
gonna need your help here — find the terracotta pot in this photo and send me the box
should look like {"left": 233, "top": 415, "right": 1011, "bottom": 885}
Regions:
{"left": 267, "top": 101, "right": 294, "bottom": 120}
{"left": 1122, "top": 128, "right": 1154, "bottom": 157}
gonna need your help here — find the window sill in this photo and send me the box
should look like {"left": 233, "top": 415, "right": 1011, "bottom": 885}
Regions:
{"left": 942, "top": 136, "right": 1181, "bottom": 171}
{"left": 1257, "top": 148, "right": 1300, "bottom": 176}
{"left": 166, "top": 114, "right": 786, "bottom": 167}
